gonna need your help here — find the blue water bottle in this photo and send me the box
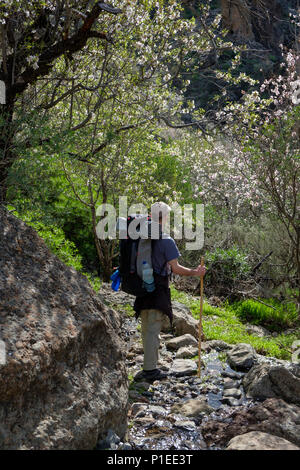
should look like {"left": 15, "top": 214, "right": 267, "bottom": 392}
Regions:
{"left": 142, "top": 261, "right": 155, "bottom": 292}
{"left": 110, "top": 269, "right": 121, "bottom": 291}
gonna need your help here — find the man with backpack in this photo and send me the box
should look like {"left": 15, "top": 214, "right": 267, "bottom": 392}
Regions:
{"left": 129, "top": 201, "right": 206, "bottom": 381}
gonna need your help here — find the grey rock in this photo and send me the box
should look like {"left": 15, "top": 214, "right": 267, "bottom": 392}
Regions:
{"left": 201, "top": 398, "right": 300, "bottom": 448}
{"left": 176, "top": 346, "right": 198, "bottom": 359}
{"left": 223, "top": 388, "right": 242, "bottom": 399}
{"left": 223, "top": 378, "right": 241, "bottom": 389}
{"left": 133, "top": 417, "right": 156, "bottom": 427}
{"left": 268, "top": 367, "right": 300, "bottom": 404}
{"left": 121, "top": 442, "right": 132, "bottom": 450}
{"left": 174, "top": 420, "right": 196, "bottom": 431}
{"left": 222, "top": 397, "right": 242, "bottom": 406}
{"left": 131, "top": 403, "right": 148, "bottom": 418}
{"left": 166, "top": 334, "right": 198, "bottom": 351}
{"left": 171, "top": 398, "right": 214, "bottom": 417}
{"left": 204, "top": 340, "right": 232, "bottom": 352}
{"left": 129, "top": 390, "right": 143, "bottom": 400}
{"left": 226, "top": 431, "right": 300, "bottom": 450}
{"left": 246, "top": 324, "right": 271, "bottom": 337}
{"left": 289, "top": 364, "right": 300, "bottom": 379}
{"left": 170, "top": 359, "right": 198, "bottom": 377}
{"left": 161, "top": 301, "right": 198, "bottom": 338}
{"left": 148, "top": 405, "right": 167, "bottom": 417}
{"left": 243, "top": 364, "right": 277, "bottom": 400}
{"left": 0, "top": 208, "right": 128, "bottom": 450}
{"left": 227, "top": 343, "right": 257, "bottom": 370}
{"left": 243, "top": 364, "right": 300, "bottom": 404}
{"left": 222, "top": 370, "right": 243, "bottom": 380}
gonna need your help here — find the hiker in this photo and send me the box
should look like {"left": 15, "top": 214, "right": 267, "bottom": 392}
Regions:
{"left": 134, "top": 201, "right": 206, "bottom": 381}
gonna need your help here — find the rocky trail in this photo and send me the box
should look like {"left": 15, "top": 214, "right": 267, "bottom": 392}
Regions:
{"left": 1, "top": 208, "right": 299, "bottom": 451}
{"left": 97, "top": 284, "right": 300, "bottom": 451}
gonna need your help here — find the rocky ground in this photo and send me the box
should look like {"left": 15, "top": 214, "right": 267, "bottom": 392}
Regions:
{"left": 97, "top": 284, "right": 300, "bottom": 451}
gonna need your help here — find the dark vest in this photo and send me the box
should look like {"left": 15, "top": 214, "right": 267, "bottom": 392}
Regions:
{"left": 133, "top": 272, "right": 173, "bottom": 325}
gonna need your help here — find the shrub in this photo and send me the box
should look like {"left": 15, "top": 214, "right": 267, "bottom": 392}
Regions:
{"left": 204, "top": 247, "right": 251, "bottom": 298}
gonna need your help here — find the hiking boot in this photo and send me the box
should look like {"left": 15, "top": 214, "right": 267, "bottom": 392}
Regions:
{"left": 134, "top": 368, "right": 168, "bottom": 382}
{"left": 144, "top": 368, "right": 168, "bottom": 381}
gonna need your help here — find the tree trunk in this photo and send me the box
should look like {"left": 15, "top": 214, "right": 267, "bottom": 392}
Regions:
{"left": 90, "top": 203, "right": 113, "bottom": 282}
{"left": 0, "top": 102, "right": 15, "bottom": 204}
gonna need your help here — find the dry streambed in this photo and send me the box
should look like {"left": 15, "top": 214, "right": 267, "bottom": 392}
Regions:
{"left": 98, "top": 313, "right": 300, "bottom": 451}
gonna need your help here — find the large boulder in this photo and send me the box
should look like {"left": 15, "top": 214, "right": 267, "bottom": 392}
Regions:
{"left": 226, "top": 431, "right": 299, "bottom": 450}
{"left": 227, "top": 343, "right": 256, "bottom": 370}
{"left": 0, "top": 208, "right": 128, "bottom": 449}
{"left": 161, "top": 301, "right": 198, "bottom": 338}
{"left": 243, "top": 364, "right": 277, "bottom": 400}
{"left": 201, "top": 398, "right": 300, "bottom": 448}
{"left": 243, "top": 364, "right": 300, "bottom": 404}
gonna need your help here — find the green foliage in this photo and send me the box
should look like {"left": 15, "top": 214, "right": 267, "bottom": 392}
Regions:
{"left": 205, "top": 247, "right": 251, "bottom": 279}
{"left": 202, "top": 247, "right": 251, "bottom": 298}
{"left": 234, "top": 298, "right": 299, "bottom": 331}
{"left": 170, "top": 285, "right": 297, "bottom": 360}
{"left": 170, "top": 284, "right": 222, "bottom": 318}
{"left": 7, "top": 149, "right": 97, "bottom": 270}
{"left": 8, "top": 208, "right": 84, "bottom": 271}
{"left": 8, "top": 207, "right": 104, "bottom": 292}
{"left": 82, "top": 272, "right": 102, "bottom": 293}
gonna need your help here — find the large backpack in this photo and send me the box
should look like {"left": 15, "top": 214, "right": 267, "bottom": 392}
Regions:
{"left": 118, "top": 214, "right": 162, "bottom": 296}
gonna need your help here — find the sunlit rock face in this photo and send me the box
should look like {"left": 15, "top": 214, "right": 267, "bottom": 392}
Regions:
{"left": 0, "top": 207, "right": 128, "bottom": 449}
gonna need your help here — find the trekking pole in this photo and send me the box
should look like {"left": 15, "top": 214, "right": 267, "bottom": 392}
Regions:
{"left": 197, "top": 256, "right": 204, "bottom": 378}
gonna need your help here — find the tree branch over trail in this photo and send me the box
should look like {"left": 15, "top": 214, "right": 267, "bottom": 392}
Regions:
{"left": 1, "top": 2, "right": 122, "bottom": 103}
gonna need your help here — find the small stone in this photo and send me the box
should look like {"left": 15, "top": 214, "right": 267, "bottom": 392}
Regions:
{"left": 176, "top": 346, "right": 198, "bottom": 359}
{"left": 222, "top": 370, "right": 242, "bottom": 380}
{"left": 170, "top": 359, "right": 197, "bottom": 377}
{"left": 148, "top": 405, "right": 167, "bottom": 417}
{"left": 246, "top": 324, "right": 271, "bottom": 337}
{"left": 133, "top": 417, "right": 156, "bottom": 427}
{"left": 227, "top": 343, "right": 256, "bottom": 371}
{"left": 31, "top": 341, "right": 45, "bottom": 352}
{"left": 223, "top": 388, "right": 242, "bottom": 399}
{"left": 166, "top": 334, "right": 198, "bottom": 351}
{"left": 171, "top": 398, "right": 214, "bottom": 417}
{"left": 129, "top": 390, "right": 143, "bottom": 400}
{"left": 134, "top": 381, "right": 151, "bottom": 391}
{"left": 221, "top": 397, "right": 241, "bottom": 406}
{"left": 131, "top": 403, "right": 148, "bottom": 417}
{"left": 121, "top": 443, "right": 132, "bottom": 450}
{"left": 223, "top": 378, "right": 240, "bottom": 389}
{"left": 174, "top": 420, "right": 196, "bottom": 431}
{"left": 205, "top": 340, "right": 232, "bottom": 351}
